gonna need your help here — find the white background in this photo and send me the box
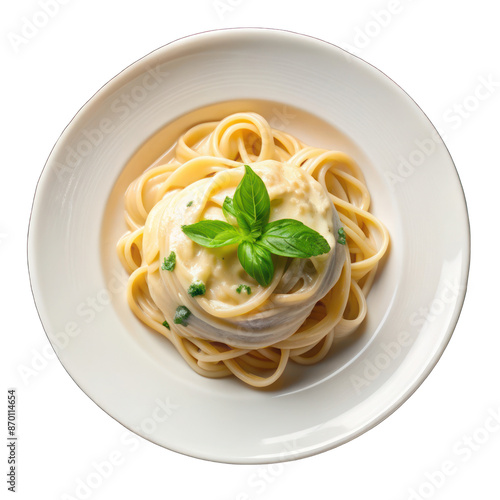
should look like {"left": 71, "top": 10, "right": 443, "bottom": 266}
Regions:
{"left": 2, "top": 0, "right": 499, "bottom": 499}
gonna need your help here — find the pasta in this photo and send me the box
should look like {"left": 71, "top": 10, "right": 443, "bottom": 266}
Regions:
{"left": 117, "top": 112, "right": 389, "bottom": 387}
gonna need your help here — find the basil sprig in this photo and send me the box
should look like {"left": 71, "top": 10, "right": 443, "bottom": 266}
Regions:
{"left": 181, "top": 165, "right": 331, "bottom": 286}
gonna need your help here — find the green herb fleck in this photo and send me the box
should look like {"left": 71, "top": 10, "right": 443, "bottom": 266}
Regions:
{"left": 181, "top": 165, "right": 331, "bottom": 287}
{"left": 337, "top": 227, "right": 347, "bottom": 245}
{"left": 188, "top": 280, "right": 206, "bottom": 297}
{"left": 161, "top": 251, "right": 176, "bottom": 271}
{"left": 186, "top": 200, "right": 193, "bottom": 207}
{"left": 174, "top": 306, "right": 191, "bottom": 326}
{"left": 162, "top": 320, "right": 170, "bottom": 330}
{"left": 236, "top": 284, "right": 252, "bottom": 295}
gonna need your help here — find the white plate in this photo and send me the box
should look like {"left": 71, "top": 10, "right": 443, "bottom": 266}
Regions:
{"left": 28, "top": 28, "right": 470, "bottom": 464}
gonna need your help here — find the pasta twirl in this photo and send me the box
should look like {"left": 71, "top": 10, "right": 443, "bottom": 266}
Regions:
{"left": 117, "top": 112, "right": 389, "bottom": 387}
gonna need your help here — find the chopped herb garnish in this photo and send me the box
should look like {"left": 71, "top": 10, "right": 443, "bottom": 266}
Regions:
{"left": 181, "top": 165, "right": 331, "bottom": 286}
{"left": 337, "top": 227, "right": 346, "bottom": 245}
{"left": 236, "top": 284, "right": 252, "bottom": 295}
{"left": 187, "top": 280, "right": 206, "bottom": 297}
{"left": 174, "top": 305, "right": 191, "bottom": 326}
{"left": 162, "top": 320, "right": 170, "bottom": 330}
{"left": 161, "top": 251, "right": 176, "bottom": 271}
{"left": 186, "top": 200, "right": 193, "bottom": 207}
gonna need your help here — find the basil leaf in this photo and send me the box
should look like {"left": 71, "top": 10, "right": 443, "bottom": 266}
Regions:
{"left": 222, "top": 196, "right": 256, "bottom": 238}
{"left": 233, "top": 165, "right": 270, "bottom": 231}
{"left": 235, "top": 211, "right": 254, "bottom": 236}
{"left": 258, "top": 219, "right": 331, "bottom": 258}
{"left": 182, "top": 220, "right": 243, "bottom": 248}
{"left": 222, "top": 196, "right": 238, "bottom": 221}
{"left": 237, "top": 241, "right": 274, "bottom": 287}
